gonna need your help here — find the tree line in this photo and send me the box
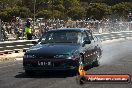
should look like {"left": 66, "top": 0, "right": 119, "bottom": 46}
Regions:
{"left": 0, "top": 0, "right": 132, "bottom": 21}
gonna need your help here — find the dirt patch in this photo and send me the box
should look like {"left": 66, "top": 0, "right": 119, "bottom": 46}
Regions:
{"left": 0, "top": 52, "right": 24, "bottom": 62}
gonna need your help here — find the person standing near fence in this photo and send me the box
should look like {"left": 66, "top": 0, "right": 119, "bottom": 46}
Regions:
{"left": 24, "top": 19, "right": 32, "bottom": 40}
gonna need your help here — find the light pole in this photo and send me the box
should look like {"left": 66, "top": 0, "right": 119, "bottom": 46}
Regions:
{"left": 33, "top": 0, "right": 36, "bottom": 33}
{"left": 0, "top": 19, "right": 2, "bottom": 41}
{"left": 52, "top": 0, "right": 54, "bottom": 26}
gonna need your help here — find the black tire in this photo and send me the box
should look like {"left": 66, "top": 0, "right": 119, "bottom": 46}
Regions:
{"left": 92, "top": 58, "right": 100, "bottom": 67}
{"left": 25, "top": 70, "right": 34, "bottom": 76}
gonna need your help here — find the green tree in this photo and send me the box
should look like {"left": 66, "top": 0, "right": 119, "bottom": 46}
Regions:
{"left": 98, "top": 0, "right": 131, "bottom": 5}
{"left": 86, "top": 3, "right": 110, "bottom": 20}
{"left": 64, "top": 0, "right": 83, "bottom": 20}
{"left": 36, "top": 10, "right": 52, "bottom": 19}
{"left": 111, "top": 2, "right": 132, "bottom": 19}
{"left": 80, "top": 0, "right": 131, "bottom": 5}
{"left": 22, "top": 0, "right": 50, "bottom": 13}
{"left": 64, "top": 0, "right": 80, "bottom": 8}
{"left": 0, "top": 12, "right": 8, "bottom": 21}
{"left": 53, "top": 10, "right": 63, "bottom": 19}
{"left": 67, "top": 7, "right": 86, "bottom": 20}
{"left": 19, "top": 7, "right": 32, "bottom": 18}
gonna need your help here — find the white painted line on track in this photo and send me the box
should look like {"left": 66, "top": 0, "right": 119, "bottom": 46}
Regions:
{"left": 0, "top": 39, "right": 39, "bottom": 44}
{"left": 103, "top": 36, "right": 109, "bottom": 37}
{"left": 15, "top": 58, "right": 23, "bottom": 61}
{"left": 26, "top": 44, "right": 34, "bottom": 46}
{"left": 126, "top": 37, "right": 132, "bottom": 39}
{"left": 111, "top": 37, "right": 116, "bottom": 39}
{"left": 102, "top": 33, "right": 110, "bottom": 34}
{"left": 126, "top": 33, "right": 131, "bottom": 34}
{"left": 6, "top": 46, "right": 14, "bottom": 48}
{"left": 110, "top": 35, "right": 115, "bottom": 37}
{"left": 102, "top": 39, "right": 122, "bottom": 44}
{"left": 23, "top": 48, "right": 29, "bottom": 50}
{"left": 16, "top": 45, "right": 25, "bottom": 47}
{"left": 105, "top": 38, "right": 111, "bottom": 40}
{"left": 121, "top": 31, "right": 132, "bottom": 32}
{"left": 93, "top": 34, "right": 102, "bottom": 35}
{"left": 111, "top": 32, "right": 120, "bottom": 33}
{"left": 14, "top": 49, "right": 21, "bottom": 50}
{"left": 117, "top": 34, "right": 123, "bottom": 35}
{"left": 120, "top": 36, "right": 125, "bottom": 37}
{"left": 0, "top": 63, "right": 22, "bottom": 69}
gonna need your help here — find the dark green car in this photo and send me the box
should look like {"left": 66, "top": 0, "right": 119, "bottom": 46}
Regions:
{"left": 23, "top": 28, "right": 102, "bottom": 75}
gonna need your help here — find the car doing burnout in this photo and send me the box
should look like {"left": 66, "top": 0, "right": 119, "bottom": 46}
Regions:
{"left": 23, "top": 28, "right": 102, "bottom": 75}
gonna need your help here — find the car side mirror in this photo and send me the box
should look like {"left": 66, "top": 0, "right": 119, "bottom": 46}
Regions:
{"left": 32, "top": 41, "right": 38, "bottom": 44}
{"left": 84, "top": 40, "right": 91, "bottom": 44}
{"left": 82, "top": 39, "right": 91, "bottom": 47}
{"left": 83, "top": 37, "right": 91, "bottom": 44}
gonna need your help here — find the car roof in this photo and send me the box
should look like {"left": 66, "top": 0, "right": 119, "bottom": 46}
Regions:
{"left": 47, "top": 28, "right": 90, "bottom": 32}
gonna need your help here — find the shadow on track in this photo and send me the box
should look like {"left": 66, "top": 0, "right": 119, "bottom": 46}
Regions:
{"left": 14, "top": 64, "right": 95, "bottom": 78}
{"left": 14, "top": 71, "right": 78, "bottom": 78}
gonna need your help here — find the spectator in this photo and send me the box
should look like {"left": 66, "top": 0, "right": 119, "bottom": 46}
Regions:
{"left": 24, "top": 26, "right": 32, "bottom": 40}
{"left": 26, "top": 18, "right": 31, "bottom": 28}
{"left": 24, "top": 19, "right": 32, "bottom": 40}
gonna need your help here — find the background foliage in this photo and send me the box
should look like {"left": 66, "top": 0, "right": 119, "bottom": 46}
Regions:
{"left": 0, "top": 0, "right": 131, "bottom": 21}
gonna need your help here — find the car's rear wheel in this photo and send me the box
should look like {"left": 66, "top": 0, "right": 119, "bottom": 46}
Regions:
{"left": 92, "top": 57, "right": 100, "bottom": 67}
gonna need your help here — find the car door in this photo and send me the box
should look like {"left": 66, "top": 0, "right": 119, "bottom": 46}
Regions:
{"left": 81, "top": 31, "right": 94, "bottom": 65}
{"left": 85, "top": 30, "right": 97, "bottom": 62}
{"left": 93, "top": 35, "right": 102, "bottom": 59}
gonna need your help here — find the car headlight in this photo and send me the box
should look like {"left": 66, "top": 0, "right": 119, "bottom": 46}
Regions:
{"left": 54, "top": 55, "right": 67, "bottom": 58}
{"left": 54, "top": 54, "right": 73, "bottom": 59}
{"left": 23, "top": 55, "right": 35, "bottom": 58}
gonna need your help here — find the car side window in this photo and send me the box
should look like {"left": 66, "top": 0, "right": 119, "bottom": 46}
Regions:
{"left": 82, "top": 31, "right": 90, "bottom": 42}
{"left": 86, "top": 30, "right": 94, "bottom": 41}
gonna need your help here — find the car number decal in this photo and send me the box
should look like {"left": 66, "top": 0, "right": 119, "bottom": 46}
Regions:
{"left": 38, "top": 61, "right": 51, "bottom": 66}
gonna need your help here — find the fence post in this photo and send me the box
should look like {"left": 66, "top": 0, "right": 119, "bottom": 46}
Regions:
{"left": 0, "top": 19, "right": 2, "bottom": 41}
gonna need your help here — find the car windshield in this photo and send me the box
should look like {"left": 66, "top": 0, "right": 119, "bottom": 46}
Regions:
{"left": 39, "top": 30, "right": 82, "bottom": 44}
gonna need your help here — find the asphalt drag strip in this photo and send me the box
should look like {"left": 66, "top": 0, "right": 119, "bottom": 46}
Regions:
{"left": 0, "top": 39, "right": 132, "bottom": 88}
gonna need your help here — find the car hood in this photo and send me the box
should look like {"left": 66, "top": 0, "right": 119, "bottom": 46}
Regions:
{"left": 26, "top": 43, "right": 80, "bottom": 55}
